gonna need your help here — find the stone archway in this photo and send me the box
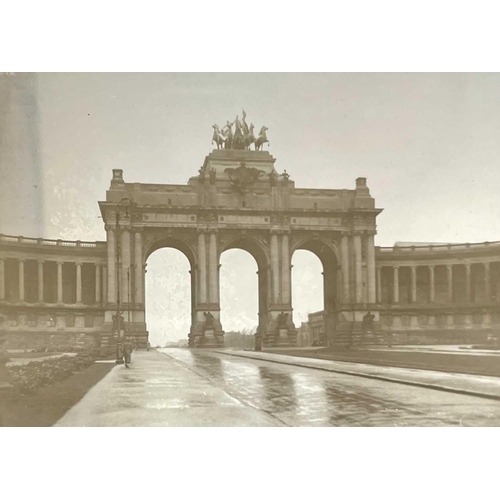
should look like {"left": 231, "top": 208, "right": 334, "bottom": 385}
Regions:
{"left": 291, "top": 237, "right": 340, "bottom": 347}
{"left": 99, "top": 149, "right": 381, "bottom": 349}
{"left": 220, "top": 234, "right": 272, "bottom": 350}
{"left": 144, "top": 237, "right": 197, "bottom": 348}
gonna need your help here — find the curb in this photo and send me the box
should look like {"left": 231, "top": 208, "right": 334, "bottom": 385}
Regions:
{"left": 214, "top": 350, "right": 500, "bottom": 402}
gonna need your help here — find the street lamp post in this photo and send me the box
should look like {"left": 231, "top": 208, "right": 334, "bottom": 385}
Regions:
{"left": 115, "top": 197, "right": 132, "bottom": 364}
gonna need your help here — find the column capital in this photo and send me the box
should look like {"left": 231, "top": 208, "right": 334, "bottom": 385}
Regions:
{"left": 104, "top": 224, "right": 116, "bottom": 232}
{"left": 428, "top": 264, "right": 435, "bottom": 269}
{"left": 18, "top": 258, "right": 26, "bottom": 263}
{"left": 364, "top": 230, "right": 377, "bottom": 236}
{"left": 484, "top": 261, "right": 491, "bottom": 268}
{"left": 75, "top": 261, "right": 83, "bottom": 266}
{"left": 56, "top": 260, "right": 64, "bottom": 266}
{"left": 37, "top": 259, "right": 45, "bottom": 264}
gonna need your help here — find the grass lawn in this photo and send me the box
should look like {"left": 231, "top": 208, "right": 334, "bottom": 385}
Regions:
{"left": 0, "top": 363, "right": 115, "bottom": 427}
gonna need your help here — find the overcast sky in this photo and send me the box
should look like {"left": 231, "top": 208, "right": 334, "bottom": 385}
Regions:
{"left": 9, "top": 73, "right": 500, "bottom": 344}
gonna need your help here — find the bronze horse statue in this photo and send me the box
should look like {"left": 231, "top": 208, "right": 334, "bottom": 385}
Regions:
{"left": 244, "top": 123, "right": 256, "bottom": 150}
{"left": 232, "top": 116, "right": 245, "bottom": 150}
{"left": 211, "top": 124, "right": 225, "bottom": 149}
{"left": 254, "top": 126, "right": 269, "bottom": 151}
{"left": 221, "top": 120, "right": 234, "bottom": 149}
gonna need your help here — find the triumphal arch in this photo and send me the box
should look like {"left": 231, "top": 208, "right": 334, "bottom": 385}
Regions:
{"left": 99, "top": 113, "right": 382, "bottom": 349}
{"left": 3, "top": 112, "right": 499, "bottom": 350}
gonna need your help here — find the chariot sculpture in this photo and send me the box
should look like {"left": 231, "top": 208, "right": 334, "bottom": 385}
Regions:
{"left": 212, "top": 110, "right": 269, "bottom": 151}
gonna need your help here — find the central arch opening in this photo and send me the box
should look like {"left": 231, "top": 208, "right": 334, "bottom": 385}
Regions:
{"left": 220, "top": 248, "right": 258, "bottom": 349}
{"left": 145, "top": 247, "right": 191, "bottom": 348}
{"left": 291, "top": 240, "right": 338, "bottom": 347}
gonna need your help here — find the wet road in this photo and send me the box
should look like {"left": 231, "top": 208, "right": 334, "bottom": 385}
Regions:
{"left": 162, "top": 348, "right": 500, "bottom": 426}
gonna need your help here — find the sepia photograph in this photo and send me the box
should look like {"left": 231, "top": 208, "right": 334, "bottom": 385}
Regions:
{"left": 2, "top": 4, "right": 500, "bottom": 498}
{"left": 1, "top": 72, "right": 500, "bottom": 429}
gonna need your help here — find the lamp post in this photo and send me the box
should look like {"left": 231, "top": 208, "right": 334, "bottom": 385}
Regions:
{"left": 115, "top": 197, "right": 132, "bottom": 364}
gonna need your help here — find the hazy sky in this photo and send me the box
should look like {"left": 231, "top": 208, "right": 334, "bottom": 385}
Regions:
{"left": 12, "top": 73, "right": 500, "bottom": 344}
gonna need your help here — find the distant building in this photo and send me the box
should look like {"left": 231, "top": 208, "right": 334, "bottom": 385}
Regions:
{"left": 308, "top": 311, "right": 326, "bottom": 346}
{"left": 297, "top": 321, "right": 311, "bottom": 347}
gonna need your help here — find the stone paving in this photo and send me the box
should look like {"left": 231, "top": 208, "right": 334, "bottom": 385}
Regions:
{"left": 55, "top": 348, "right": 500, "bottom": 427}
{"left": 217, "top": 349, "right": 500, "bottom": 398}
{"left": 55, "top": 350, "right": 280, "bottom": 427}
{"left": 165, "top": 349, "right": 500, "bottom": 426}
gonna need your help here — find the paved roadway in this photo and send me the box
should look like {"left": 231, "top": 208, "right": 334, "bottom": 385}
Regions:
{"left": 56, "top": 348, "right": 500, "bottom": 426}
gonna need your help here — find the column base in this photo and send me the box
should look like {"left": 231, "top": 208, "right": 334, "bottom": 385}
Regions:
{"left": 261, "top": 309, "right": 297, "bottom": 348}
{"left": 335, "top": 309, "right": 383, "bottom": 349}
{"left": 189, "top": 309, "right": 224, "bottom": 348}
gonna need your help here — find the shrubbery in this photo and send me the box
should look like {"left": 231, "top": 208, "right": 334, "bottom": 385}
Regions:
{"left": 7, "top": 352, "right": 96, "bottom": 395}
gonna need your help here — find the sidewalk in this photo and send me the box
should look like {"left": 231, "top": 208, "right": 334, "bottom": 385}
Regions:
{"left": 54, "top": 350, "right": 281, "bottom": 427}
{"left": 269, "top": 345, "right": 500, "bottom": 378}
{"left": 215, "top": 349, "right": 500, "bottom": 400}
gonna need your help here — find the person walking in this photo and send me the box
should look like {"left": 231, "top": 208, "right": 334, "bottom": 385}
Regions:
{"left": 123, "top": 336, "right": 133, "bottom": 368}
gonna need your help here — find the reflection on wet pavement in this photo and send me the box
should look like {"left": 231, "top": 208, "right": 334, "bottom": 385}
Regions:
{"left": 162, "top": 348, "right": 500, "bottom": 427}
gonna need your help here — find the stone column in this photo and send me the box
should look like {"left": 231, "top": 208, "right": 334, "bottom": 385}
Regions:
{"left": 209, "top": 231, "right": 219, "bottom": 304}
{"left": 198, "top": 231, "right": 207, "bottom": 304}
{"left": 134, "top": 231, "right": 143, "bottom": 304}
{"left": 353, "top": 232, "right": 363, "bottom": 303}
{"left": 18, "top": 259, "right": 25, "bottom": 302}
{"left": 76, "top": 262, "right": 82, "bottom": 304}
{"left": 340, "top": 233, "right": 350, "bottom": 303}
{"left": 95, "top": 264, "right": 101, "bottom": 304}
{"left": 393, "top": 266, "right": 399, "bottom": 303}
{"left": 270, "top": 232, "right": 280, "bottom": 303}
{"left": 102, "top": 265, "right": 107, "bottom": 305}
{"left": 465, "top": 263, "right": 471, "bottom": 303}
{"left": 366, "top": 232, "right": 376, "bottom": 303}
{"left": 429, "top": 265, "right": 435, "bottom": 303}
{"left": 447, "top": 265, "right": 453, "bottom": 303}
{"left": 0, "top": 258, "right": 4, "bottom": 300}
{"left": 410, "top": 266, "right": 417, "bottom": 303}
{"left": 376, "top": 267, "right": 382, "bottom": 303}
{"left": 38, "top": 260, "right": 44, "bottom": 303}
{"left": 106, "top": 227, "right": 116, "bottom": 304}
{"left": 281, "top": 233, "right": 291, "bottom": 305}
{"left": 121, "top": 229, "right": 131, "bottom": 305}
{"left": 57, "top": 261, "right": 63, "bottom": 304}
{"left": 484, "top": 262, "right": 491, "bottom": 302}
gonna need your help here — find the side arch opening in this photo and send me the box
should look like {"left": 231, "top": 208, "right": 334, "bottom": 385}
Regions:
{"left": 145, "top": 246, "right": 193, "bottom": 348}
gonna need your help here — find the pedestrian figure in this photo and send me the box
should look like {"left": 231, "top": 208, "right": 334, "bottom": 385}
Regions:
{"left": 123, "top": 337, "right": 133, "bottom": 368}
